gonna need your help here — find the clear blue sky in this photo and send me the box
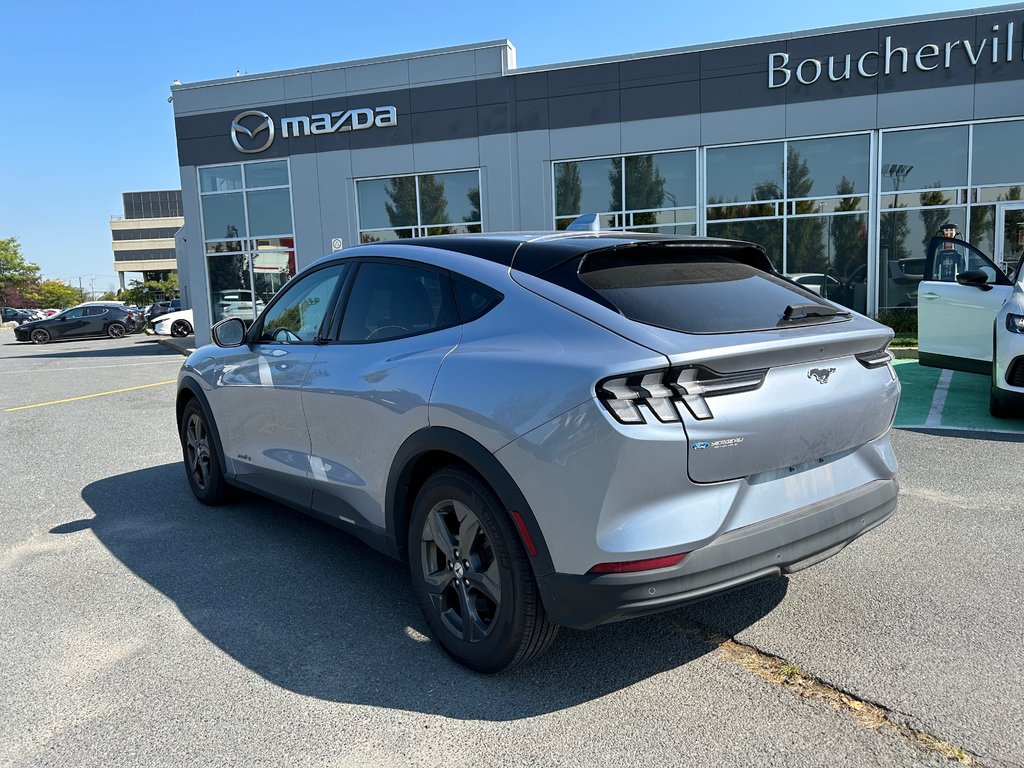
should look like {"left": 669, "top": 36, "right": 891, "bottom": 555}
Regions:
{"left": 0, "top": 0, "right": 990, "bottom": 291}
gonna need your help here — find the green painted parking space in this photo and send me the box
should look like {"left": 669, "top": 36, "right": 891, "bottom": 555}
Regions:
{"left": 892, "top": 360, "right": 1024, "bottom": 433}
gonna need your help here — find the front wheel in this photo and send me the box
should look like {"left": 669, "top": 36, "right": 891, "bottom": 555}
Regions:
{"left": 107, "top": 322, "right": 127, "bottom": 339}
{"left": 408, "top": 466, "right": 558, "bottom": 673}
{"left": 30, "top": 328, "right": 50, "bottom": 344}
{"left": 179, "top": 400, "right": 232, "bottom": 505}
{"left": 170, "top": 320, "right": 192, "bottom": 337}
{"left": 989, "top": 386, "right": 1020, "bottom": 418}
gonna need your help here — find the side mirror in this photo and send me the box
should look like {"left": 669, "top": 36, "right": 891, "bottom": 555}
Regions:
{"left": 955, "top": 269, "right": 992, "bottom": 290}
{"left": 211, "top": 317, "right": 247, "bottom": 347}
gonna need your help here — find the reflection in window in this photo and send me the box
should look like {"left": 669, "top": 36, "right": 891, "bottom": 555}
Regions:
{"left": 339, "top": 263, "right": 457, "bottom": 342}
{"left": 879, "top": 207, "right": 966, "bottom": 309}
{"left": 971, "top": 121, "right": 1024, "bottom": 187}
{"left": 554, "top": 150, "right": 697, "bottom": 233}
{"left": 261, "top": 264, "right": 346, "bottom": 342}
{"left": 787, "top": 214, "right": 868, "bottom": 314}
{"left": 706, "top": 143, "right": 784, "bottom": 204}
{"left": 707, "top": 219, "right": 784, "bottom": 268}
{"left": 356, "top": 170, "right": 482, "bottom": 241}
{"left": 880, "top": 126, "right": 968, "bottom": 192}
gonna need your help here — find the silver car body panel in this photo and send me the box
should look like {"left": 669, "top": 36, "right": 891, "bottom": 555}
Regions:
{"left": 995, "top": 281, "right": 1024, "bottom": 396}
{"left": 178, "top": 233, "right": 901, "bottom": 600}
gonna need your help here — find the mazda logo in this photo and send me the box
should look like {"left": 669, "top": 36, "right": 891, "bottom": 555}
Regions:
{"left": 230, "top": 110, "right": 274, "bottom": 153}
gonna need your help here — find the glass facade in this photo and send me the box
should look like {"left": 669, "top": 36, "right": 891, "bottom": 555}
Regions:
{"left": 122, "top": 190, "right": 183, "bottom": 220}
{"left": 198, "top": 159, "right": 295, "bottom": 323}
{"left": 356, "top": 170, "right": 482, "bottom": 242}
{"left": 553, "top": 150, "right": 697, "bottom": 235}
{"left": 551, "top": 119, "right": 1024, "bottom": 315}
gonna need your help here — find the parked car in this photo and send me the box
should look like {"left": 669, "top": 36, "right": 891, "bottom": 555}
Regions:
{"left": 2, "top": 307, "right": 37, "bottom": 324}
{"left": 917, "top": 235, "right": 1024, "bottom": 417}
{"left": 148, "top": 298, "right": 182, "bottom": 321}
{"left": 176, "top": 233, "right": 900, "bottom": 672}
{"left": 14, "top": 303, "right": 135, "bottom": 344}
{"left": 213, "top": 289, "right": 264, "bottom": 321}
{"left": 150, "top": 308, "right": 193, "bottom": 337}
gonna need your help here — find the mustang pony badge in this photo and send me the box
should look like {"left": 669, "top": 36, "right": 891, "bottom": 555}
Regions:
{"left": 807, "top": 367, "right": 837, "bottom": 384}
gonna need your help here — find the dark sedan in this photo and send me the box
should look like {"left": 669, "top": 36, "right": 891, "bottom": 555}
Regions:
{"left": 14, "top": 305, "right": 134, "bottom": 344}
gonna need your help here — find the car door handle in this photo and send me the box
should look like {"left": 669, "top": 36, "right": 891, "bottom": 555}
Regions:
{"left": 920, "top": 292, "right": 940, "bottom": 300}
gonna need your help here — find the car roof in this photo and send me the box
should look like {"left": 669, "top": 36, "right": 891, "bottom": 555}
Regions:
{"left": 323, "top": 232, "right": 772, "bottom": 275}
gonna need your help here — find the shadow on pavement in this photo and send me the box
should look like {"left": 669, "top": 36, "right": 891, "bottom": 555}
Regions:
{"left": 76, "top": 463, "right": 786, "bottom": 720}
{"left": 8, "top": 339, "right": 177, "bottom": 359}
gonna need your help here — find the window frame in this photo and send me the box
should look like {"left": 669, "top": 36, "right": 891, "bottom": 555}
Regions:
{"left": 249, "top": 261, "right": 352, "bottom": 346}
{"left": 324, "top": 256, "right": 461, "bottom": 345}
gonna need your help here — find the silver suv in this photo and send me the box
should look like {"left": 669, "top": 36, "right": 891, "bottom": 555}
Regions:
{"left": 176, "top": 233, "right": 900, "bottom": 672}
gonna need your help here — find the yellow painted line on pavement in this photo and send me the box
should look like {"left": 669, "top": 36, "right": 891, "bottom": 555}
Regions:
{"left": 4, "top": 380, "right": 177, "bottom": 412}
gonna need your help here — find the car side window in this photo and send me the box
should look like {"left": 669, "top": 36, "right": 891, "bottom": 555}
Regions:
{"left": 83, "top": 307, "right": 107, "bottom": 316}
{"left": 63, "top": 308, "right": 85, "bottom": 319}
{"left": 339, "top": 262, "right": 457, "bottom": 343}
{"left": 453, "top": 275, "right": 503, "bottom": 322}
{"left": 258, "top": 263, "right": 347, "bottom": 343}
{"left": 926, "top": 237, "right": 1008, "bottom": 284}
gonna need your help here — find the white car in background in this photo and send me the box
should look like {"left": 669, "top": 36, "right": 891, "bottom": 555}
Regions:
{"left": 917, "top": 236, "right": 1024, "bottom": 417}
{"left": 151, "top": 308, "right": 194, "bottom": 338}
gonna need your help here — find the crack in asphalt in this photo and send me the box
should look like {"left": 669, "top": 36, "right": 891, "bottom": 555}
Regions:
{"left": 669, "top": 616, "right": 1010, "bottom": 768}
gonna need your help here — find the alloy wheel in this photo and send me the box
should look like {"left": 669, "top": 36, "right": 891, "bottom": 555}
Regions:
{"left": 420, "top": 499, "right": 501, "bottom": 643}
{"left": 108, "top": 323, "right": 126, "bottom": 339}
{"left": 185, "top": 412, "right": 212, "bottom": 491}
{"left": 171, "top": 321, "right": 191, "bottom": 337}
{"left": 30, "top": 329, "right": 49, "bottom": 344}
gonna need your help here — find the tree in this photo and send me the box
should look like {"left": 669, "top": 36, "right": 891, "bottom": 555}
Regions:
{"left": 919, "top": 189, "right": 952, "bottom": 250}
{"left": 120, "top": 274, "right": 179, "bottom": 307}
{"left": 0, "top": 237, "right": 41, "bottom": 306}
{"left": 385, "top": 176, "right": 418, "bottom": 237}
{"left": 30, "top": 280, "right": 86, "bottom": 309}
{"left": 610, "top": 156, "right": 666, "bottom": 227}
{"left": 464, "top": 186, "right": 481, "bottom": 225}
{"left": 554, "top": 163, "right": 582, "bottom": 224}
{"left": 416, "top": 175, "right": 454, "bottom": 235}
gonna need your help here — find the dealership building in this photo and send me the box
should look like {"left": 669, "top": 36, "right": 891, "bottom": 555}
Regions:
{"left": 171, "top": 4, "right": 1024, "bottom": 342}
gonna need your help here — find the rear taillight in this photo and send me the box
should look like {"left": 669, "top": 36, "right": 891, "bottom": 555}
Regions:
{"left": 855, "top": 347, "right": 894, "bottom": 369}
{"left": 588, "top": 552, "right": 687, "bottom": 574}
{"left": 597, "top": 366, "right": 767, "bottom": 424}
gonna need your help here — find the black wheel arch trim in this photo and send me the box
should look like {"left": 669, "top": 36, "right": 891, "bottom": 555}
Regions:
{"left": 176, "top": 376, "right": 229, "bottom": 479}
{"left": 386, "top": 427, "right": 555, "bottom": 577}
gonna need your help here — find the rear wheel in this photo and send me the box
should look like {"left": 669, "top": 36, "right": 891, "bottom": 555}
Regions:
{"left": 107, "top": 322, "right": 127, "bottom": 339}
{"left": 408, "top": 466, "right": 558, "bottom": 672}
{"left": 170, "top": 320, "right": 193, "bottom": 337}
{"left": 180, "top": 400, "right": 232, "bottom": 505}
{"left": 30, "top": 328, "right": 50, "bottom": 344}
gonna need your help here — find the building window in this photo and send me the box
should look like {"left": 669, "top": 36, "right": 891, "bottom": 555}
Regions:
{"left": 553, "top": 150, "right": 697, "bottom": 235}
{"left": 198, "top": 159, "right": 295, "bottom": 323}
{"left": 356, "top": 170, "right": 482, "bottom": 242}
{"left": 707, "top": 135, "right": 870, "bottom": 314}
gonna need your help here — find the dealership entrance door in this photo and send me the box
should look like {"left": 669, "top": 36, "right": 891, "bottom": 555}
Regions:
{"left": 995, "top": 203, "right": 1024, "bottom": 277}
{"left": 207, "top": 240, "right": 296, "bottom": 324}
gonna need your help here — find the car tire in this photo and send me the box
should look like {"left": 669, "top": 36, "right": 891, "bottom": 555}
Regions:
{"left": 107, "top": 322, "right": 127, "bottom": 339}
{"left": 180, "top": 400, "right": 232, "bottom": 505}
{"left": 30, "top": 328, "right": 50, "bottom": 344}
{"left": 989, "top": 386, "right": 1018, "bottom": 418}
{"left": 170, "top": 320, "right": 192, "bottom": 337}
{"left": 408, "top": 466, "right": 558, "bottom": 673}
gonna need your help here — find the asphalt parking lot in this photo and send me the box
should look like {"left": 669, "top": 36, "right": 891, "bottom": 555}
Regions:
{"left": 1, "top": 330, "right": 1022, "bottom": 768}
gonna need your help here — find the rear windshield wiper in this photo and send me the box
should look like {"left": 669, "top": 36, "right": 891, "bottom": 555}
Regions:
{"left": 782, "top": 303, "right": 851, "bottom": 321}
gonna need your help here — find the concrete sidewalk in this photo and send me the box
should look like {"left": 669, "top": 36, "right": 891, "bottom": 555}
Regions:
{"left": 155, "top": 335, "right": 195, "bottom": 356}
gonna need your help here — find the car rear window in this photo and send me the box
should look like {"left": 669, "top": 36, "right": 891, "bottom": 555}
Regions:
{"left": 577, "top": 252, "right": 846, "bottom": 334}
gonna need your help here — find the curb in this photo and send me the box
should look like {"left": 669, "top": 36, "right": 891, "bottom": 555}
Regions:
{"left": 156, "top": 336, "right": 195, "bottom": 357}
{"left": 892, "top": 347, "right": 918, "bottom": 360}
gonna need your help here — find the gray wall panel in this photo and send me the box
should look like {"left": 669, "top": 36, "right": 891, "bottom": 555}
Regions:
{"left": 619, "top": 52, "right": 699, "bottom": 88}
{"left": 475, "top": 47, "right": 505, "bottom": 76}
{"left": 172, "top": 77, "right": 287, "bottom": 116}
{"left": 346, "top": 60, "right": 410, "bottom": 93}
{"left": 316, "top": 150, "right": 355, "bottom": 253}
{"left": 178, "top": 166, "right": 211, "bottom": 345}
{"left": 620, "top": 81, "right": 700, "bottom": 122}
{"left": 514, "top": 130, "right": 552, "bottom": 229}
{"left": 785, "top": 94, "right": 877, "bottom": 137}
{"left": 784, "top": 28, "right": 880, "bottom": 102}
{"left": 512, "top": 98, "right": 549, "bottom": 132}
{"left": 288, "top": 153, "right": 323, "bottom": 269}
{"left": 547, "top": 91, "right": 620, "bottom": 130}
{"left": 309, "top": 68, "right": 347, "bottom": 98}
{"left": 410, "top": 50, "right": 478, "bottom": 84}
{"left": 479, "top": 133, "right": 518, "bottom": 230}
{"left": 877, "top": 84, "right": 975, "bottom": 127}
{"left": 620, "top": 115, "right": 700, "bottom": 154}
{"left": 283, "top": 74, "right": 314, "bottom": 101}
{"left": 478, "top": 103, "right": 510, "bottom": 135}
{"left": 349, "top": 144, "right": 416, "bottom": 178}
{"left": 412, "top": 138, "right": 481, "bottom": 173}
{"left": 410, "top": 107, "right": 479, "bottom": 143}
{"left": 548, "top": 123, "right": 620, "bottom": 160}
{"left": 974, "top": 79, "right": 1024, "bottom": 119}
{"left": 410, "top": 80, "right": 477, "bottom": 113}
{"left": 701, "top": 105, "right": 786, "bottom": 146}
{"left": 547, "top": 62, "right": 619, "bottom": 97}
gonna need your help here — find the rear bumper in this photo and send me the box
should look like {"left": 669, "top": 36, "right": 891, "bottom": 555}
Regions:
{"left": 537, "top": 478, "right": 898, "bottom": 630}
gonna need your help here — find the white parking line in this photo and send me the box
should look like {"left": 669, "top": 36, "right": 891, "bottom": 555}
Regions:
{"left": 925, "top": 369, "right": 953, "bottom": 427}
{"left": 0, "top": 359, "right": 182, "bottom": 375}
